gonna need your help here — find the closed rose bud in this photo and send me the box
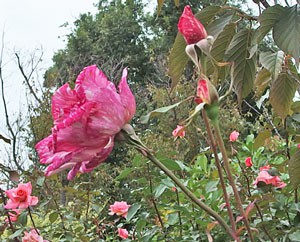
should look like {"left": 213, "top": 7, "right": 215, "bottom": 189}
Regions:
{"left": 245, "top": 157, "right": 253, "bottom": 167}
{"left": 229, "top": 130, "right": 239, "bottom": 142}
{"left": 195, "top": 79, "right": 219, "bottom": 105}
{"left": 178, "top": 5, "right": 207, "bottom": 45}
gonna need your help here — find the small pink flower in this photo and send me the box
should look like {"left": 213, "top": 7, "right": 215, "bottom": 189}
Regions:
{"left": 109, "top": 201, "right": 131, "bottom": 218}
{"left": 297, "top": 144, "right": 300, "bottom": 149}
{"left": 118, "top": 228, "right": 129, "bottom": 240}
{"left": 35, "top": 65, "right": 136, "bottom": 180}
{"left": 171, "top": 187, "right": 177, "bottom": 192}
{"left": 5, "top": 209, "right": 20, "bottom": 223}
{"left": 22, "top": 229, "right": 48, "bottom": 242}
{"left": 4, "top": 182, "right": 38, "bottom": 209}
{"left": 245, "top": 157, "right": 253, "bottom": 167}
{"left": 178, "top": 5, "right": 207, "bottom": 45}
{"left": 172, "top": 125, "right": 185, "bottom": 138}
{"left": 229, "top": 130, "right": 239, "bottom": 142}
{"left": 253, "top": 165, "right": 286, "bottom": 189}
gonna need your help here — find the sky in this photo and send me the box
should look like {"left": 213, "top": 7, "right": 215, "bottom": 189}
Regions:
{"left": 0, "top": 0, "right": 100, "bottom": 167}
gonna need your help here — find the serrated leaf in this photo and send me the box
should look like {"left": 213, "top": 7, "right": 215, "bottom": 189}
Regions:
{"left": 255, "top": 4, "right": 285, "bottom": 43}
{"left": 49, "top": 212, "right": 59, "bottom": 223}
{"left": 253, "top": 130, "right": 272, "bottom": 150}
{"left": 196, "top": 6, "right": 222, "bottom": 25}
{"left": 289, "top": 149, "right": 300, "bottom": 188}
{"left": 157, "top": 0, "right": 164, "bottom": 16}
{"left": 260, "top": 51, "right": 284, "bottom": 81}
{"left": 207, "top": 23, "right": 236, "bottom": 80}
{"left": 254, "top": 68, "right": 272, "bottom": 97}
{"left": 126, "top": 203, "right": 141, "bottom": 221}
{"left": 168, "top": 33, "right": 189, "bottom": 90}
{"left": 273, "top": 5, "right": 300, "bottom": 65}
{"left": 154, "top": 184, "right": 167, "bottom": 198}
{"left": 206, "top": 13, "right": 233, "bottom": 38}
{"left": 270, "top": 73, "right": 298, "bottom": 119}
{"left": 225, "top": 29, "right": 256, "bottom": 102}
{"left": 140, "top": 98, "right": 189, "bottom": 123}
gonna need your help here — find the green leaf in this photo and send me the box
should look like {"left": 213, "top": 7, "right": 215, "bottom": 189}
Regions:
{"left": 154, "top": 184, "right": 167, "bottom": 198}
{"left": 116, "top": 167, "right": 133, "bottom": 180}
{"left": 168, "top": 33, "right": 189, "bottom": 90}
{"left": 49, "top": 211, "right": 59, "bottom": 223}
{"left": 9, "top": 229, "right": 23, "bottom": 239}
{"left": 225, "top": 29, "right": 256, "bottom": 102}
{"left": 206, "top": 13, "right": 233, "bottom": 39}
{"left": 259, "top": 51, "right": 284, "bottom": 81}
{"left": 253, "top": 130, "right": 272, "bottom": 150}
{"left": 18, "top": 211, "right": 28, "bottom": 226}
{"left": 140, "top": 98, "right": 189, "bottom": 124}
{"left": 273, "top": 5, "right": 300, "bottom": 64}
{"left": 270, "top": 73, "right": 298, "bottom": 119}
{"left": 196, "top": 6, "right": 222, "bottom": 25}
{"left": 36, "top": 176, "right": 45, "bottom": 187}
{"left": 254, "top": 68, "right": 272, "bottom": 97}
{"left": 196, "top": 154, "right": 208, "bottom": 173}
{"left": 167, "top": 213, "right": 179, "bottom": 225}
{"left": 255, "top": 4, "right": 285, "bottom": 43}
{"left": 126, "top": 203, "right": 141, "bottom": 221}
{"left": 289, "top": 149, "right": 300, "bottom": 189}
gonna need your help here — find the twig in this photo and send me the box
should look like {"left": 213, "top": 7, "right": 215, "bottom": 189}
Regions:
{"left": 27, "top": 207, "right": 40, "bottom": 235}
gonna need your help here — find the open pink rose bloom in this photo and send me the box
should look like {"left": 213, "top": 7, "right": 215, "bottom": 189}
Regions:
{"left": 22, "top": 229, "right": 48, "bottom": 242}
{"left": 178, "top": 5, "right": 207, "bottom": 45}
{"left": 118, "top": 228, "right": 129, "bottom": 239}
{"left": 35, "top": 65, "right": 136, "bottom": 180}
{"left": 4, "top": 182, "right": 38, "bottom": 209}
{"left": 109, "top": 201, "right": 131, "bottom": 218}
{"left": 253, "top": 165, "right": 286, "bottom": 189}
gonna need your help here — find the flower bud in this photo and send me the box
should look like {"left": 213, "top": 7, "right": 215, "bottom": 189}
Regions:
{"left": 178, "top": 5, "right": 208, "bottom": 45}
{"left": 195, "top": 79, "right": 219, "bottom": 105}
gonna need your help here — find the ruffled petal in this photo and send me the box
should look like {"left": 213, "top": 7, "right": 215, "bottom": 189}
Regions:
{"left": 118, "top": 68, "right": 136, "bottom": 122}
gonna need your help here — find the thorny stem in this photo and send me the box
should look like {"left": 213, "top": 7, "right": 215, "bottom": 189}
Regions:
{"left": 119, "top": 125, "right": 238, "bottom": 241}
{"left": 202, "top": 110, "right": 238, "bottom": 236}
{"left": 147, "top": 163, "right": 165, "bottom": 231}
{"left": 213, "top": 123, "right": 255, "bottom": 241}
{"left": 28, "top": 206, "right": 40, "bottom": 235}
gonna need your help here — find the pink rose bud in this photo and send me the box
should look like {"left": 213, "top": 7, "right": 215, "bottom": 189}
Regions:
{"left": 253, "top": 165, "right": 286, "bottom": 189}
{"left": 229, "top": 130, "right": 239, "bottom": 142}
{"left": 35, "top": 65, "right": 136, "bottom": 180}
{"left": 245, "top": 157, "right": 253, "bottom": 167}
{"left": 4, "top": 182, "right": 38, "bottom": 209}
{"left": 298, "top": 144, "right": 300, "bottom": 149}
{"left": 109, "top": 201, "right": 131, "bottom": 218}
{"left": 22, "top": 229, "right": 49, "bottom": 242}
{"left": 178, "top": 5, "right": 207, "bottom": 45}
{"left": 172, "top": 125, "right": 185, "bottom": 138}
{"left": 195, "top": 79, "right": 219, "bottom": 105}
{"left": 118, "top": 228, "right": 129, "bottom": 239}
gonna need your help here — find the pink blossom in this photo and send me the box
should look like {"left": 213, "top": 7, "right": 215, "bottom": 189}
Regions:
{"left": 229, "top": 130, "right": 239, "bottom": 142}
{"left": 22, "top": 229, "right": 48, "bottom": 242}
{"left": 4, "top": 182, "right": 38, "bottom": 209}
{"left": 118, "top": 228, "right": 129, "bottom": 239}
{"left": 35, "top": 65, "right": 136, "bottom": 180}
{"left": 195, "top": 79, "right": 219, "bottom": 105}
{"left": 5, "top": 209, "right": 20, "bottom": 223}
{"left": 245, "top": 157, "right": 253, "bottom": 167}
{"left": 178, "top": 5, "right": 207, "bottom": 45}
{"left": 253, "top": 165, "right": 286, "bottom": 189}
{"left": 298, "top": 144, "right": 300, "bottom": 149}
{"left": 109, "top": 201, "right": 131, "bottom": 218}
{"left": 172, "top": 125, "right": 185, "bottom": 138}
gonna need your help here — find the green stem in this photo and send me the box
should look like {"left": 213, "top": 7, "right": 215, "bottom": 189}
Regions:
{"left": 202, "top": 110, "right": 238, "bottom": 236}
{"left": 144, "top": 151, "right": 237, "bottom": 240}
{"left": 213, "top": 122, "right": 254, "bottom": 241}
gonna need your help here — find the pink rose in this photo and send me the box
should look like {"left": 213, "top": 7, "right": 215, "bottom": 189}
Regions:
{"left": 253, "top": 165, "right": 286, "bottom": 189}
{"left": 245, "top": 157, "right": 253, "bottom": 167}
{"left": 22, "top": 229, "right": 48, "bottom": 242}
{"left": 229, "top": 130, "right": 239, "bottom": 142}
{"left": 172, "top": 125, "right": 185, "bottom": 138}
{"left": 178, "top": 5, "right": 207, "bottom": 45}
{"left": 194, "top": 79, "right": 218, "bottom": 105}
{"left": 298, "top": 144, "right": 300, "bottom": 149}
{"left": 118, "top": 228, "right": 129, "bottom": 239}
{"left": 35, "top": 65, "right": 136, "bottom": 180}
{"left": 109, "top": 201, "right": 131, "bottom": 218}
{"left": 5, "top": 209, "right": 20, "bottom": 223}
{"left": 4, "top": 182, "right": 38, "bottom": 209}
